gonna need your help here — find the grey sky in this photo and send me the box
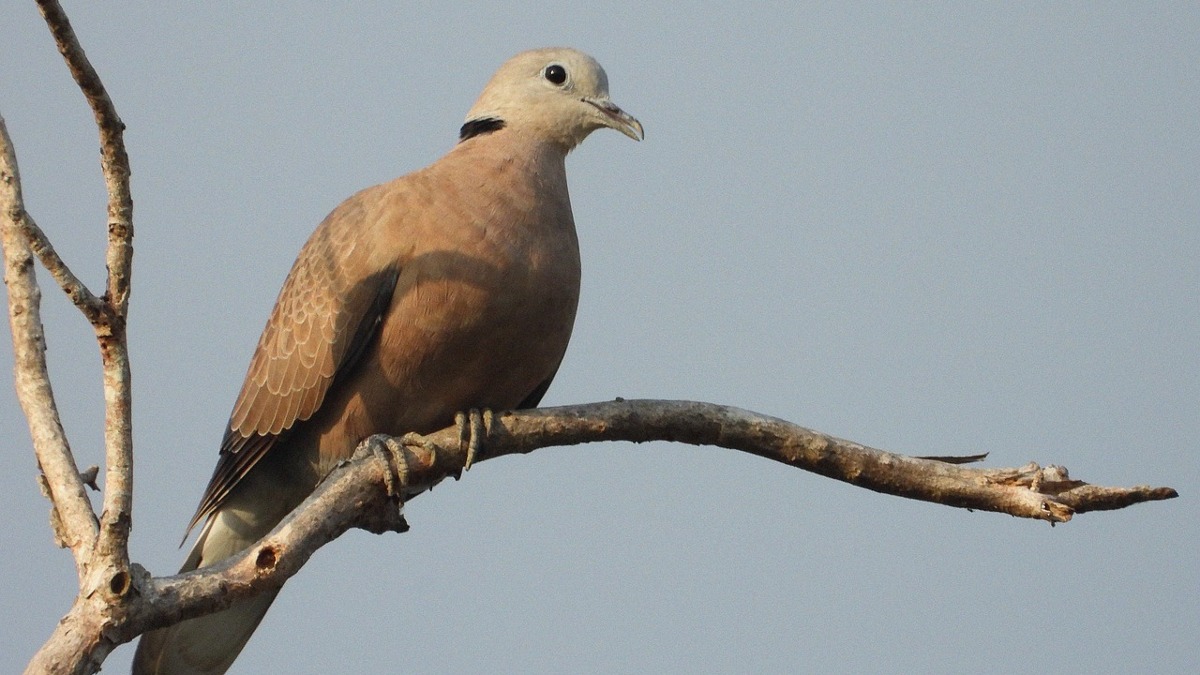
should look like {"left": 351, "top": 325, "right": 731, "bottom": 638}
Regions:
{"left": 3, "top": 3, "right": 1197, "bottom": 673}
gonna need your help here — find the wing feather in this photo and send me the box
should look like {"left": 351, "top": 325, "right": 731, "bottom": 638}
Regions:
{"left": 186, "top": 193, "right": 399, "bottom": 534}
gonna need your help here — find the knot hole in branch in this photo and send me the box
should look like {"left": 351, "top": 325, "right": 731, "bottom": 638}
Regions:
{"left": 254, "top": 545, "right": 278, "bottom": 574}
{"left": 108, "top": 570, "right": 130, "bottom": 597}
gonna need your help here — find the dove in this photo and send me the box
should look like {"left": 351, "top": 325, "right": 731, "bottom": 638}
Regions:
{"left": 132, "top": 47, "right": 641, "bottom": 674}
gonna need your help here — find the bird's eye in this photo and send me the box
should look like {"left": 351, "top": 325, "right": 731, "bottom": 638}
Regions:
{"left": 544, "top": 64, "right": 568, "bottom": 85}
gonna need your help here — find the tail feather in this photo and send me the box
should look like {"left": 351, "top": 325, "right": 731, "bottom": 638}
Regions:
{"left": 131, "top": 590, "right": 279, "bottom": 675}
{"left": 132, "top": 507, "right": 283, "bottom": 674}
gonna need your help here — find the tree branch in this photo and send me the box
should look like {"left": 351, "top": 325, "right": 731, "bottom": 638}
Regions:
{"left": 36, "top": 0, "right": 136, "bottom": 579}
{"left": 34, "top": 0, "right": 134, "bottom": 313}
{"left": 19, "top": 210, "right": 104, "bottom": 322}
{"left": 27, "top": 399, "right": 1176, "bottom": 672}
{"left": 0, "top": 115, "right": 99, "bottom": 570}
{"left": 133, "top": 400, "right": 1179, "bottom": 637}
{"left": 430, "top": 401, "right": 1177, "bottom": 521}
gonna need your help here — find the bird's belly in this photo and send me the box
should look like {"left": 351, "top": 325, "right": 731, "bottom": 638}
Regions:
{"left": 390, "top": 260, "right": 577, "bottom": 417}
{"left": 306, "top": 248, "right": 579, "bottom": 472}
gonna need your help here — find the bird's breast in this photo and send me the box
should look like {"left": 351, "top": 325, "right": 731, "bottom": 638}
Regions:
{"left": 364, "top": 200, "right": 580, "bottom": 435}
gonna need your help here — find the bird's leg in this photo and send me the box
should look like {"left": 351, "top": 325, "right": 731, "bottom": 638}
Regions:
{"left": 456, "top": 408, "right": 495, "bottom": 472}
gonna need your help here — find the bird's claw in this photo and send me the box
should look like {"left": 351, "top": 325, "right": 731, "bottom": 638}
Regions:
{"left": 353, "top": 436, "right": 410, "bottom": 534}
{"left": 363, "top": 434, "right": 409, "bottom": 501}
{"left": 456, "top": 408, "right": 494, "bottom": 472}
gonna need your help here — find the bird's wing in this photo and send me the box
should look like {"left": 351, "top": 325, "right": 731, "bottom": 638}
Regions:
{"left": 186, "top": 193, "right": 398, "bottom": 534}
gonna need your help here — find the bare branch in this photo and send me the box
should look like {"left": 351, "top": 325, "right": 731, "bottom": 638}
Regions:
{"left": 23, "top": 596, "right": 105, "bottom": 675}
{"left": 36, "top": 0, "right": 136, "bottom": 575}
{"left": 158, "top": 397, "right": 1180, "bottom": 609}
{"left": 0, "top": 115, "right": 99, "bottom": 569}
{"left": 23, "top": 397, "right": 1177, "bottom": 671}
{"left": 126, "top": 400, "right": 1178, "bottom": 640}
{"left": 468, "top": 401, "right": 1177, "bottom": 520}
{"left": 34, "top": 0, "right": 134, "bottom": 313}
{"left": 19, "top": 210, "right": 104, "bottom": 321}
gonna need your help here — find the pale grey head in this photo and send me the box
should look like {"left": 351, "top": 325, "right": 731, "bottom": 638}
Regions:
{"left": 462, "top": 47, "right": 643, "bottom": 151}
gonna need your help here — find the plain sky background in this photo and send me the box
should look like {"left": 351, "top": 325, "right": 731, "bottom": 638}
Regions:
{"left": 2, "top": 3, "right": 1197, "bottom": 673}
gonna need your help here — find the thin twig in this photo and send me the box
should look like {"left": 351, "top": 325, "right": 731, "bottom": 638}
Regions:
{"left": 19, "top": 210, "right": 104, "bottom": 321}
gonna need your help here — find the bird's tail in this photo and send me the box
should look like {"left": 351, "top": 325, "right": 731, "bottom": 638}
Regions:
{"left": 131, "top": 508, "right": 282, "bottom": 675}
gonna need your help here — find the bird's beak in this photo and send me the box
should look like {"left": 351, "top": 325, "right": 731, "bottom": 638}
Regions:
{"left": 585, "top": 97, "right": 644, "bottom": 141}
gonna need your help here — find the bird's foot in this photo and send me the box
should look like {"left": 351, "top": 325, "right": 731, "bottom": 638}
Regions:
{"left": 360, "top": 434, "right": 410, "bottom": 501}
{"left": 398, "top": 430, "right": 443, "bottom": 479}
{"left": 456, "top": 408, "right": 495, "bottom": 472}
{"left": 351, "top": 434, "right": 411, "bottom": 533}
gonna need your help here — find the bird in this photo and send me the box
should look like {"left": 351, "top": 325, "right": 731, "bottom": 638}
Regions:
{"left": 132, "top": 47, "right": 642, "bottom": 674}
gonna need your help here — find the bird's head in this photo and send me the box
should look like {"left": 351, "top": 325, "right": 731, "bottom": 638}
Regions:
{"left": 462, "top": 47, "right": 643, "bottom": 151}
